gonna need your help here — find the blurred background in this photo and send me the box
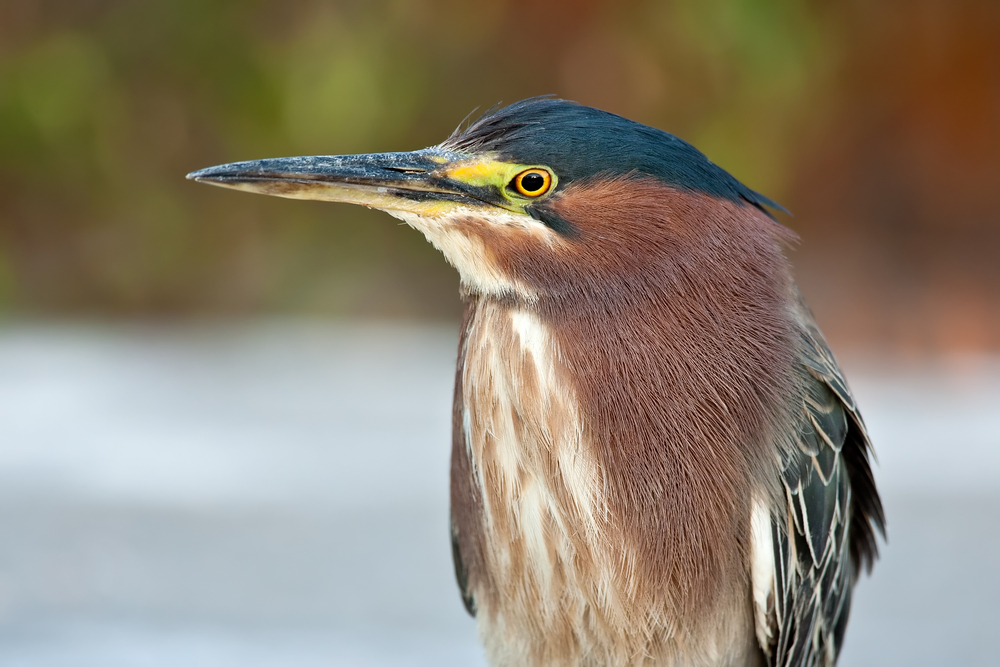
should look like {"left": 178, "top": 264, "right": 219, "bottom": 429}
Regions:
{"left": 0, "top": 0, "right": 998, "bottom": 665}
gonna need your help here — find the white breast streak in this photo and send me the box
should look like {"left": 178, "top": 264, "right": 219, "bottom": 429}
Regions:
{"left": 463, "top": 304, "right": 612, "bottom": 627}
{"left": 750, "top": 497, "right": 777, "bottom": 654}
{"left": 508, "top": 311, "right": 601, "bottom": 538}
{"left": 493, "top": 310, "right": 565, "bottom": 591}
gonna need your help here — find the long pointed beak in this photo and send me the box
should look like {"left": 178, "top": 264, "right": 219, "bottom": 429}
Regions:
{"left": 186, "top": 148, "right": 481, "bottom": 216}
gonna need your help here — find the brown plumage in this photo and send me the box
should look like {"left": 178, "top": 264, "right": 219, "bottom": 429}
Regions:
{"left": 451, "top": 181, "right": 798, "bottom": 665}
{"left": 188, "top": 97, "right": 885, "bottom": 667}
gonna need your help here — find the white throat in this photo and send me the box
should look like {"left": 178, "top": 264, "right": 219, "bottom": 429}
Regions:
{"left": 383, "top": 207, "right": 551, "bottom": 301}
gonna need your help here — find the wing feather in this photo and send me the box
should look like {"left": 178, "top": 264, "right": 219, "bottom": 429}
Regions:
{"left": 754, "top": 300, "right": 885, "bottom": 666}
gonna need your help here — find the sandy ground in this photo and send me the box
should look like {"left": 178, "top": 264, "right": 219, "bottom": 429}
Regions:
{"left": 0, "top": 322, "right": 996, "bottom": 666}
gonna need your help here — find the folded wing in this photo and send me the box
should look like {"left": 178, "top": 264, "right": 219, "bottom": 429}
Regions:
{"left": 754, "top": 300, "right": 885, "bottom": 666}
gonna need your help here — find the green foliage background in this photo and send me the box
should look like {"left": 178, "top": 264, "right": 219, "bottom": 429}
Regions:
{"left": 0, "top": 0, "right": 832, "bottom": 317}
{"left": 2, "top": 0, "right": 999, "bottom": 350}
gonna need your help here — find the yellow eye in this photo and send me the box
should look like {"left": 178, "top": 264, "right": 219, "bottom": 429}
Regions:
{"left": 512, "top": 168, "right": 552, "bottom": 197}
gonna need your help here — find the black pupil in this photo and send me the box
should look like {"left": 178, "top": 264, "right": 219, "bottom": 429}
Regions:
{"left": 520, "top": 172, "right": 545, "bottom": 193}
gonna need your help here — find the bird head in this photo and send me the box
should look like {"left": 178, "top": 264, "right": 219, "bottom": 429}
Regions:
{"left": 188, "top": 97, "right": 786, "bottom": 304}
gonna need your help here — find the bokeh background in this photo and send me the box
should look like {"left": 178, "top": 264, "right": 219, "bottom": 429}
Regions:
{"left": 0, "top": 1, "right": 998, "bottom": 665}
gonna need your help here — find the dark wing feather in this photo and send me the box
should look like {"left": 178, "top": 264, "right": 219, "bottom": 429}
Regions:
{"left": 451, "top": 518, "right": 476, "bottom": 616}
{"left": 450, "top": 297, "right": 481, "bottom": 617}
{"left": 761, "top": 302, "right": 885, "bottom": 667}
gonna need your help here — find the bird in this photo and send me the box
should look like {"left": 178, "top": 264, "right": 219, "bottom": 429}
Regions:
{"left": 188, "top": 97, "right": 884, "bottom": 667}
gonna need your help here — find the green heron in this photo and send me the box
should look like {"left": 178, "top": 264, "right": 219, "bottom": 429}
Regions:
{"left": 189, "top": 98, "right": 884, "bottom": 667}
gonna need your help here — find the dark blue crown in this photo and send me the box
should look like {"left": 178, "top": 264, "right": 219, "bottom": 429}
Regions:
{"left": 444, "top": 97, "right": 785, "bottom": 217}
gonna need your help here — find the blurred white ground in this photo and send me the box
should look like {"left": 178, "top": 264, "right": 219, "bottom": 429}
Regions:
{"left": 0, "top": 321, "right": 997, "bottom": 666}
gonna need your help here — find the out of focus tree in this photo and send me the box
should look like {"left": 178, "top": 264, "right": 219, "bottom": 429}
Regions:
{"left": 789, "top": 0, "right": 1000, "bottom": 352}
{"left": 0, "top": 0, "right": 997, "bottom": 350}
